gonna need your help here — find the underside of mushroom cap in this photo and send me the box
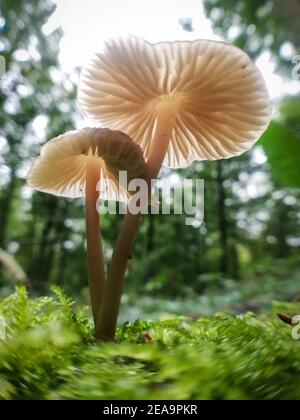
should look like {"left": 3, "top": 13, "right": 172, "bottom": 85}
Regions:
{"left": 78, "top": 37, "right": 272, "bottom": 168}
{"left": 27, "top": 128, "right": 147, "bottom": 200}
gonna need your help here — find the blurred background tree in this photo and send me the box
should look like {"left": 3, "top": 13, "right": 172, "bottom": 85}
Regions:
{"left": 203, "top": 0, "right": 300, "bottom": 70}
{"left": 0, "top": 0, "right": 78, "bottom": 291}
{"left": 0, "top": 0, "right": 299, "bottom": 319}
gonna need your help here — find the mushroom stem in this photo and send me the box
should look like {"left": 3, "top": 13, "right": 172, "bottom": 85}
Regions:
{"left": 85, "top": 157, "right": 106, "bottom": 326}
{"left": 96, "top": 212, "right": 142, "bottom": 341}
{"left": 147, "top": 105, "right": 176, "bottom": 179}
{"left": 96, "top": 109, "right": 175, "bottom": 341}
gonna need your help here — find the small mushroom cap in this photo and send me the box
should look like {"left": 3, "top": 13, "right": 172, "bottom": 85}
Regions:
{"left": 27, "top": 128, "right": 147, "bottom": 200}
{"left": 78, "top": 37, "right": 272, "bottom": 168}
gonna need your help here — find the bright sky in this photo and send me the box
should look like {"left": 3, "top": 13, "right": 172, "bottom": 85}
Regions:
{"left": 45, "top": 0, "right": 300, "bottom": 101}
{"left": 46, "top": 0, "right": 218, "bottom": 68}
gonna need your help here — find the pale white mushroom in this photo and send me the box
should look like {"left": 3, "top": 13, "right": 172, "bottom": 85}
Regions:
{"left": 78, "top": 36, "right": 272, "bottom": 179}
{"left": 28, "top": 127, "right": 146, "bottom": 200}
{"left": 78, "top": 37, "right": 272, "bottom": 341}
{"left": 27, "top": 127, "right": 147, "bottom": 327}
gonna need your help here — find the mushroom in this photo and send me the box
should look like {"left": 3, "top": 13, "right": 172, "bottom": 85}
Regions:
{"left": 78, "top": 37, "right": 272, "bottom": 180}
{"left": 78, "top": 37, "right": 272, "bottom": 340}
{"left": 27, "top": 127, "right": 147, "bottom": 331}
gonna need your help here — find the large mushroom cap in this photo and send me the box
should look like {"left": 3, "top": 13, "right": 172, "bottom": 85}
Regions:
{"left": 78, "top": 37, "right": 272, "bottom": 168}
{"left": 27, "top": 127, "right": 147, "bottom": 200}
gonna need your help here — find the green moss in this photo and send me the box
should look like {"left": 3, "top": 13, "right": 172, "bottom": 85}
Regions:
{"left": 0, "top": 287, "right": 299, "bottom": 400}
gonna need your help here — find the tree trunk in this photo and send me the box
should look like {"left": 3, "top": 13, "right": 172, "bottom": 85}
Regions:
{"left": 0, "top": 167, "right": 18, "bottom": 248}
{"left": 146, "top": 213, "right": 155, "bottom": 253}
{"left": 216, "top": 161, "right": 230, "bottom": 275}
{"left": 275, "top": 201, "right": 289, "bottom": 258}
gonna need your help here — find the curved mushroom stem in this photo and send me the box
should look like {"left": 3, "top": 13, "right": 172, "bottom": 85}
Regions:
{"left": 85, "top": 157, "right": 106, "bottom": 326}
{"left": 96, "top": 107, "right": 175, "bottom": 341}
{"left": 95, "top": 212, "right": 142, "bottom": 340}
{"left": 147, "top": 105, "right": 176, "bottom": 179}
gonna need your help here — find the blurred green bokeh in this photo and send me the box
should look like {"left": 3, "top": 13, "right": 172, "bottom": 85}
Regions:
{"left": 0, "top": 0, "right": 299, "bottom": 317}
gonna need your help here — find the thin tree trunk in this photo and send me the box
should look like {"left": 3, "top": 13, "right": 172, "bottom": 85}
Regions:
{"left": 146, "top": 213, "right": 155, "bottom": 253}
{"left": 230, "top": 236, "right": 240, "bottom": 280}
{"left": 276, "top": 201, "right": 289, "bottom": 258}
{"left": 0, "top": 167, "right": 18, "bottom": 248}
{"left": 216, "top": 160, "right": 230, "bottom": 275}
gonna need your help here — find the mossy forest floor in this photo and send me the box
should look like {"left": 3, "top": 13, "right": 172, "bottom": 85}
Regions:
{"left": 0, "top": 286, "right": 300, "bottom": 400}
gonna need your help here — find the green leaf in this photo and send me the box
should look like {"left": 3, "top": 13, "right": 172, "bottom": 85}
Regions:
{"left": 259, "top": 121, "right": 300, "bottom": 188}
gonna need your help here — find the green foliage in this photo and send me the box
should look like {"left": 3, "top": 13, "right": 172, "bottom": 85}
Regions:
{"left": 0, "top": 1, "right": 299, "bottom": 400}
{"left": 1, "top": 0, "right": 300, "bottom": 301}
{"left": 1, "top": 287, "right": 300, "bottom": 400}
{"left": 120, "top": 262, "right": 300, "bottom": 322}
{"left": 203, "top": 0, "right": 300, "bottom": 71}
{"left": 260, "top": 121, "right": 300, "bottom": 188}
{"left": 0, "top": 0, "right": 77, "bottom": 290}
